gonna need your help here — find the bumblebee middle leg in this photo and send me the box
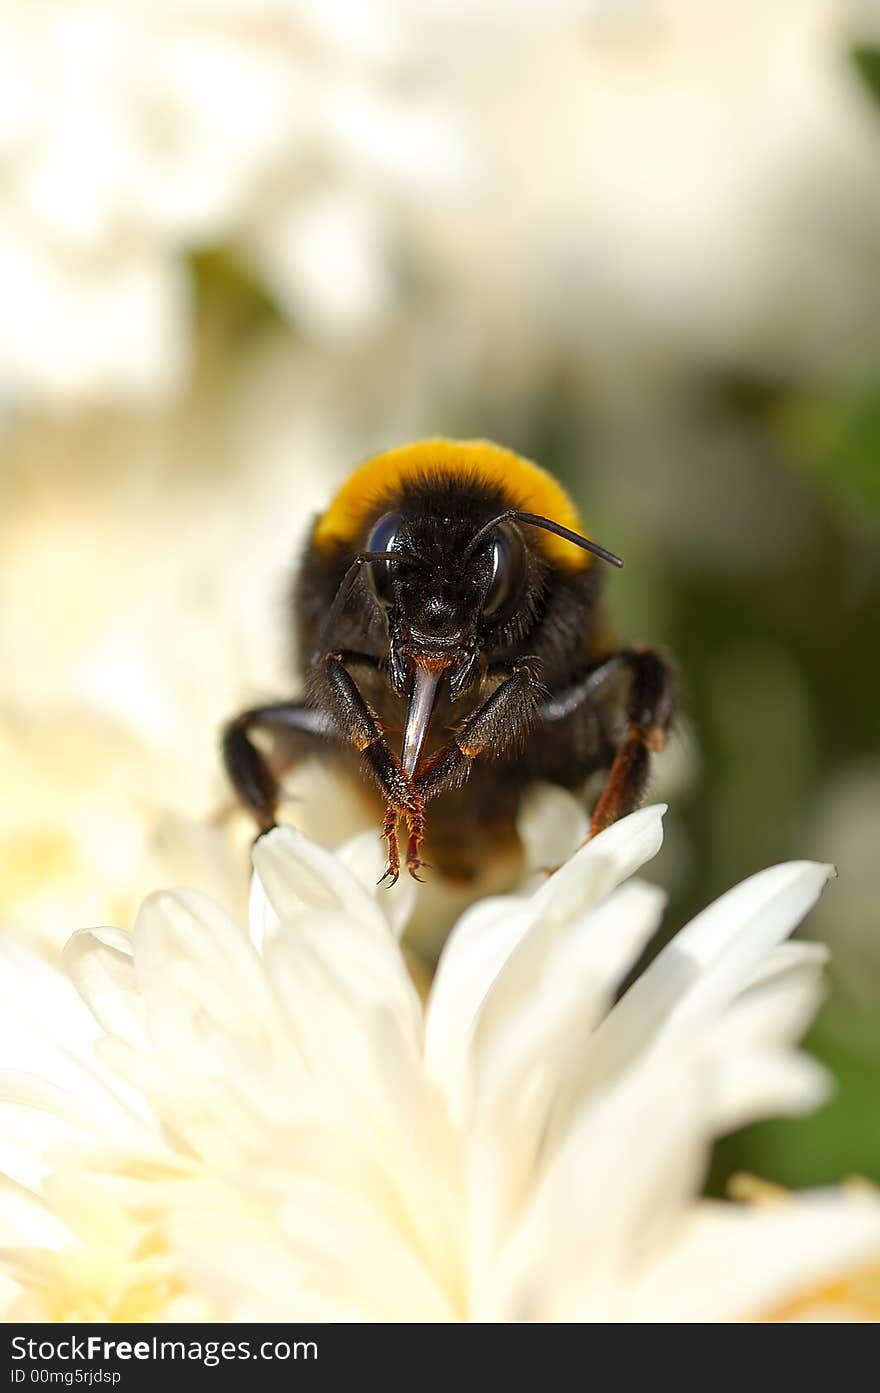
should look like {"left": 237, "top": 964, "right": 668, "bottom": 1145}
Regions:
{"left": 415, "top": 664, "right": 539, "bottom": 798}
{"left": 411, "top": 664, "right": 539, "bottom": 873}
{"left": 222, "top": 701, "right": 336, "bottom": 834}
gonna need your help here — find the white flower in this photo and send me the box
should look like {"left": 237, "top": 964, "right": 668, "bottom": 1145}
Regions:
{"left": 0, "top": 704, "right": 246, "bottom": 955}
{"left": 0, "top": 0, "right": 588, "bottom": 405}
{"left": 1, "top": 803, "right": 878, "bottom": 1322}
{"left": 428, "top": 0, "right": 880, "bottom": 397}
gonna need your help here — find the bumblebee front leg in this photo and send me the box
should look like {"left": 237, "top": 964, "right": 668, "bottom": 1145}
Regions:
{"left": 587, "top": 647, "right": 677, "bottom": 836}
{"left": 413, "top": 662, "right": 539, "bottom": 867}
{"left": 319, "top": 654, "right": 424, "bottom": 884}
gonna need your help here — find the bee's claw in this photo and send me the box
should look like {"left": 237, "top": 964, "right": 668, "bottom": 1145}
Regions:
{"left": 378, "top": 866, "right": 400, "bottom": 888}
{"left": 251, "top": 820, "right": 278, "bottom": 851}
{"left": 406, "top": 856, "right": 431, "bottom": 883}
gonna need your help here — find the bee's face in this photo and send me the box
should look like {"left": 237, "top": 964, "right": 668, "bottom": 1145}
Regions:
{"left": 362, "top": 508, "right": 533, "bottom": 697}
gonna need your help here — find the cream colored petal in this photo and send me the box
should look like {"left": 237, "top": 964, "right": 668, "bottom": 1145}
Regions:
{"left": 663, "top": 860, "right": 832, "bottom": 979}
{"left": 528, "top": 804, "right": 666, "bottom": 923}
{"left": 424, "top": 895, "right": 534, "bottom": 1124}
{"left": 246, "top": 864, "right": 278, "bottom": 954}
{"left": 474, "top": 877, "right": 668, "bottom": 1087}
{"left": 744, "top": 938, "right": 829, "bottom": 988}
{"left": 133, "top": 888, "right": 291, "bottom": 1063}
{"left": 467, "top": 813, "right": 665, "bottom": 1092}
{"left": 265, "top": 908, "right": 422, "bottom": 1056}
{"left": 626, "top": 1195, "right": 880, "bottom": 1323}
{"left": 706, "top": 957, "right": 826, "bottom": 1055}
{"left": 261, "top": 911, "right": 461, "bottom": 1292}
{"left": 429, "top": 806, "right": 666, "bottom": 1089}
{"left": 0, "top": 937, "right": 149, "bottom": 1144}
{"left": 171, "top": 1176, "right": 459, "bottom": 1323}
{"left": 707, "top": 1050, "right": 831, "bottom": 1134}
{"left": 549, "top": 861, "right": 832, "bottom": 1137}
{"left": 0, "top": 1174, "right": 70, "bottom": 1249}
{"left": 427, "top": 813, "right": 667, "bottom": 1126}
{"left": 0, "top": 939, "right": 100, "bottom": 1058}
{"left": 484, "top": 1049, "right": 708, "bottom": 1321}
{"left": 251, "top": 825, "right": 391, "bottom": 939}
{"left": 0, "top": 1081, "right": 95, "bottom": 1190}
{"left": 619, "top": 861, "right": 832, "bottom": 1050}
{"left": 335, "top": 829, "right": 416, "bottom": 939}
{"left": 63, "top": 927, "right": 149, "bottom": 1048}
{"left": 516, "top": 783, "right": 587, "bottom": 882}
{"left": 466, "top": 882, "right": 667, "bottom": 1280}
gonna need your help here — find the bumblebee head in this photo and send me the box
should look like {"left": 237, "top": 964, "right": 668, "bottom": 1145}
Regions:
{"left": 363, "top": 504, "right": 534, "bottom": 683}
{"left": 310, "top": 440, "right": 623, "bottom": 774}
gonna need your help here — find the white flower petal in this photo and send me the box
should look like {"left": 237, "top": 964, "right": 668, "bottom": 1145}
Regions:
{"left": 427, "top": 808, "right": 666, "bottom": 1125}
{"left": 335, "top": 829, "right": 417, "bottom": 939}
{"left": 424, "top": 895, "right": 533, "bottom": 1121}
{"left": 485, "top": 1049, "right": 708, "bottom": 1321}
{"left": 63, "top": 928, "right": 148, "bottom": 1048}
{"left": 246, "top": 863, "right": 278, "bottom": 954}
{"left": 264, "top": 909, "right": 422, "bottom": 1075}
{"left": 669, "top": 861, "right": 833, "bottom": 972}
{"left": 474, "top": 877, "right": 667, "bottom": 1087}
{"left": 564, "top": 861, "right": 833, "bottom": 1108}
{"left": 0, "top": 782, "right": 851, "bottom": 1323}
{"left": 172, "top": 1177, "right": 459, "bottom": 1323}
{"left": 627, "top": 1195, "right": 880, "bottom": 1323}
{"left": 0, "top": 939, "right": 100, "bottom": 1056}
{"left": 706, "top": 956, "right": 827, "bottom": 1056}
{"left": 516, "top": 783, "right": 587, "bottom": 882}
{"left": 467, "top": 881, "right": 667, "bottom": 1292}
{"left": 528, "top": 804, "right": 666, "bottom": 923}
{"left": 133, "top": 887, "right": 291, "bottom": 1066}
{"left": 744, "top": 938, "right": 829, "bottom": 989}
{"left": 0, "top": 1175, "right": 70, "bottom": 1250}
{"left": 252, "top": 826, "right": 391, "bottom": 938}
{"left": 708, "top": 1050, "right": 831, "bottom": 1135}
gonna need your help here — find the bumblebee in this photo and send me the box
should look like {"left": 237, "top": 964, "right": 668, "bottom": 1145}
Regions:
{"left": 223, "top": 439, "right": 676, "bottom": 884}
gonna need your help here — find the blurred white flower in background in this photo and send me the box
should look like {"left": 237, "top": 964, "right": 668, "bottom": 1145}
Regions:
{"left": 0, "top": 705, "right": 247, "bottom": 959}
{"left": 0, "top": 0, "right": 877, "bottom": 405}
{"left": 2, "top": 806, "right": 879, "bottom": 1323}
{"left": 0, "top": 352, "right": 358, "bottom": 942}
{"left": 0, "top": 0, "right": 597, "bottom": 405}
{"left": 448, "top": 0, "right": 880, "bottom": 393}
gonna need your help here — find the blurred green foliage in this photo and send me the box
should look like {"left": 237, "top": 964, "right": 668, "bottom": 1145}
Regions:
{"left": 602, "top": 376, "right": 880, "bottom": 1193}
{"left": 852, "top": 43, "right": 880, "bottom": 111}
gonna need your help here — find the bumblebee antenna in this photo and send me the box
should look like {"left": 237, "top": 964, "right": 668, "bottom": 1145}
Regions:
{"left": 463, "top": 509, "right": 624, "bottom": 568}
{"left": 311, "top": 549, "right": 423, "bottom": 662}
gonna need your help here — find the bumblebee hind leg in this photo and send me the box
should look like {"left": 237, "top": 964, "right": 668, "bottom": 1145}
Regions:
{"left": 587, "top": 647, "right": 677, "bottom": 836}
{"left": 535, "top": 647, "right": 677, "bottom": 838}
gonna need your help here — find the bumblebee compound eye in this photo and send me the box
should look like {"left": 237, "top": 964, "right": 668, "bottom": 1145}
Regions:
{"left": 364, "top": 511, "right": 405, "bottom": 608}
{"left": 482, "top": 520, "right": 527, "bottom": 620}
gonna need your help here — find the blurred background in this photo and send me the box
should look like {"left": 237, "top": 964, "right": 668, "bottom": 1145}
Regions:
{"left": 0, "top": 1, "right": 878, "bottom": 1192}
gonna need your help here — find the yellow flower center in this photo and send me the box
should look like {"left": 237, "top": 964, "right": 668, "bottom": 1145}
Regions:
{"left": 767, "top": 1263, "right": 880, "bottom": 1322}
{"left": 8, "top": 1233, "right": 185, "bottom": 1323}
